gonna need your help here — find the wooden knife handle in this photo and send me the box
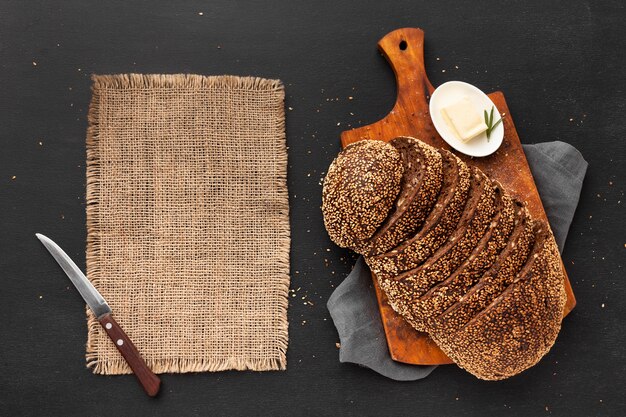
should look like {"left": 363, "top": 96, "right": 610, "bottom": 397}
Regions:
{"left": 98, "top": 314, "right": 161, "bottom": 397}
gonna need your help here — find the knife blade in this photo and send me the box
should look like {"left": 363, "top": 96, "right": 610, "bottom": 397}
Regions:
{"left": 36, "top": 233, "right": 161, "bottom": 397}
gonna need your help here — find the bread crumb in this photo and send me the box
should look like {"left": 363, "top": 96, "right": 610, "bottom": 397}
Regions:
{"left": 335, "top": 342, "right": 341, "bottom": 348}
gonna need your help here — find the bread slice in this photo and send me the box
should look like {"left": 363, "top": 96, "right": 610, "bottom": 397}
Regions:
{"left": 430, "top": 234, "right": 566, "bottom": 380}
{"left": 435, "top": 222, "right": 550, "bottom": 334}
{"left": 322, "top": 140, "right": 403, "bottom": 250}
{"left": 366, "top": 150, "right": 471, "bottom": 276}
{"left": 427, "top": 205, "right": 535, "bottom": 333}
{"left": 396, "top": 175, "right": 501, "bottom": 293}
{"left": 400, "top": 182, "right": 516, "bottom": 331}
{"left": 376, "top": 172, "right": 499, "bottom": 330}
{"left": 358, "top": 137, "right": 443, "bottom": 256}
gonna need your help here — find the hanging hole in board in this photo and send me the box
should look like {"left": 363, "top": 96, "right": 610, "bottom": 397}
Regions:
{"left": 399, "top": 40, "right": 407, "bottom": 50}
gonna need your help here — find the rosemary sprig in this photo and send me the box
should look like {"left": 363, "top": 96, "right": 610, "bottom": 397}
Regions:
{"left": 484, "top": 106, "right": 503, "bottom": 141}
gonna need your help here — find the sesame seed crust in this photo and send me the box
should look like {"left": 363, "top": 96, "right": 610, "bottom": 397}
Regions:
{"left": 433, "top": 221, "right": 553, "bottom": 332}
{"left": 417, "top": 202, "right": 534, "bottom": 330}
{"left": 399, "top": 178, "right": 503, "bottom": 328}
{"left": 366, "top": 150, "right": 471, "bottom": 276}
{"left": 430, "top": 233, "right": 566, "bottom": 380}
{"left": 322, "top": 140, "right": 403, "bottom": 250}
{"left": 358, "top": 137, "right": 444, "bottom": 256}
{"left": 375, "top": 172, "right": 499, "bottom": 330}
{"left": 431, "top": 210, "right": 536, "bottom": 333}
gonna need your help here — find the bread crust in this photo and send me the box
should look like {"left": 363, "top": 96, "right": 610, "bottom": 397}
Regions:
{"left": 431, "top": 234, "right": 566, "bottom": 380}
{"left": 366, "top": 150, "right": 471, "bottom": 276}
{"left": 435, "top": 222, "right": 549, "bottom": 334}
{"left": 322, "top": 140, "right": 403, "bottom": 250}
{"left": 376, "top": 174, "right": 500, "bottom": 331}
{"left": 402, "top": 182, "right": 515, "bottom": 331}
{"left": 358, "top": 137, "right": 443, "bottom": 256}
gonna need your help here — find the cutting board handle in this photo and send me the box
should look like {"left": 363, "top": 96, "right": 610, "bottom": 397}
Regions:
{"left": 379, "top": 28, "right": 435, "bottom": 108}
{"left": 341, "top": 27, "right": 438, "bottom": 146}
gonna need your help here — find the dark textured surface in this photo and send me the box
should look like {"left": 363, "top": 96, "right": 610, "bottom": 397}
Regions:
{"left": 0, "top": 1, "right": 624, "bottom": 415}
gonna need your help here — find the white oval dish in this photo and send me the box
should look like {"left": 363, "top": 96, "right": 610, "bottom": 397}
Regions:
{"left": 429, "top": 81, "right": 504, "bottom": 157}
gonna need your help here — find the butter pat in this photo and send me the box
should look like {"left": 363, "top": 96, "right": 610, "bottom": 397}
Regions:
{"left": 441, "top": 97, "right": 486, "bottom": 142}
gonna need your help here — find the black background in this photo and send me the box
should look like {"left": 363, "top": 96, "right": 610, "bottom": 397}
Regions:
{"left": 1, "top": 1, "right": 624, "bottom": 416}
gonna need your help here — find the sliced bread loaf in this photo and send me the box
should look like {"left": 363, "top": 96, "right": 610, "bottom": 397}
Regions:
{"left": 321, "top": 136, "right": 567, "bottom": 381}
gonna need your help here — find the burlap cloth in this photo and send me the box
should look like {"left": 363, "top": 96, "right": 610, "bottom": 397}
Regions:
{"left": 85, "top": 74, "right": 289, "bottom": 374}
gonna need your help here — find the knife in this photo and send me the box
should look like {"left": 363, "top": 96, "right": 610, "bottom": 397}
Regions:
{"left": 36, "top": 233, "right": 161, "bottom": 397}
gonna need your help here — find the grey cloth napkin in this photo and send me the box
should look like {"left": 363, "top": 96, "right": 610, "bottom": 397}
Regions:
{"left": 327, "top": 141, "right": 587, "bottom": 381}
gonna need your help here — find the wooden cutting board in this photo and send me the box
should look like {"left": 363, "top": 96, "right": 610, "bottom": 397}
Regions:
{"left": 340, "top": 28, "right": 576, "bottom": 366}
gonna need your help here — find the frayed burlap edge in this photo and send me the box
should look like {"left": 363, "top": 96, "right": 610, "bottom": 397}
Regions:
{"left": 85, "top": 73, "right": 290, "bottom": 374}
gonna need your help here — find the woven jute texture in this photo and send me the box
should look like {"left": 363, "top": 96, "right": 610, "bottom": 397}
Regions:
{"left": 85, "top": 74, "right": 289, "bottom": 374}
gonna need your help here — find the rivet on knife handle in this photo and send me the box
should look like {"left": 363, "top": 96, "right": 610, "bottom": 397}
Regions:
{"left": 98, "top": 314, "right": 161, "bottom": 397}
